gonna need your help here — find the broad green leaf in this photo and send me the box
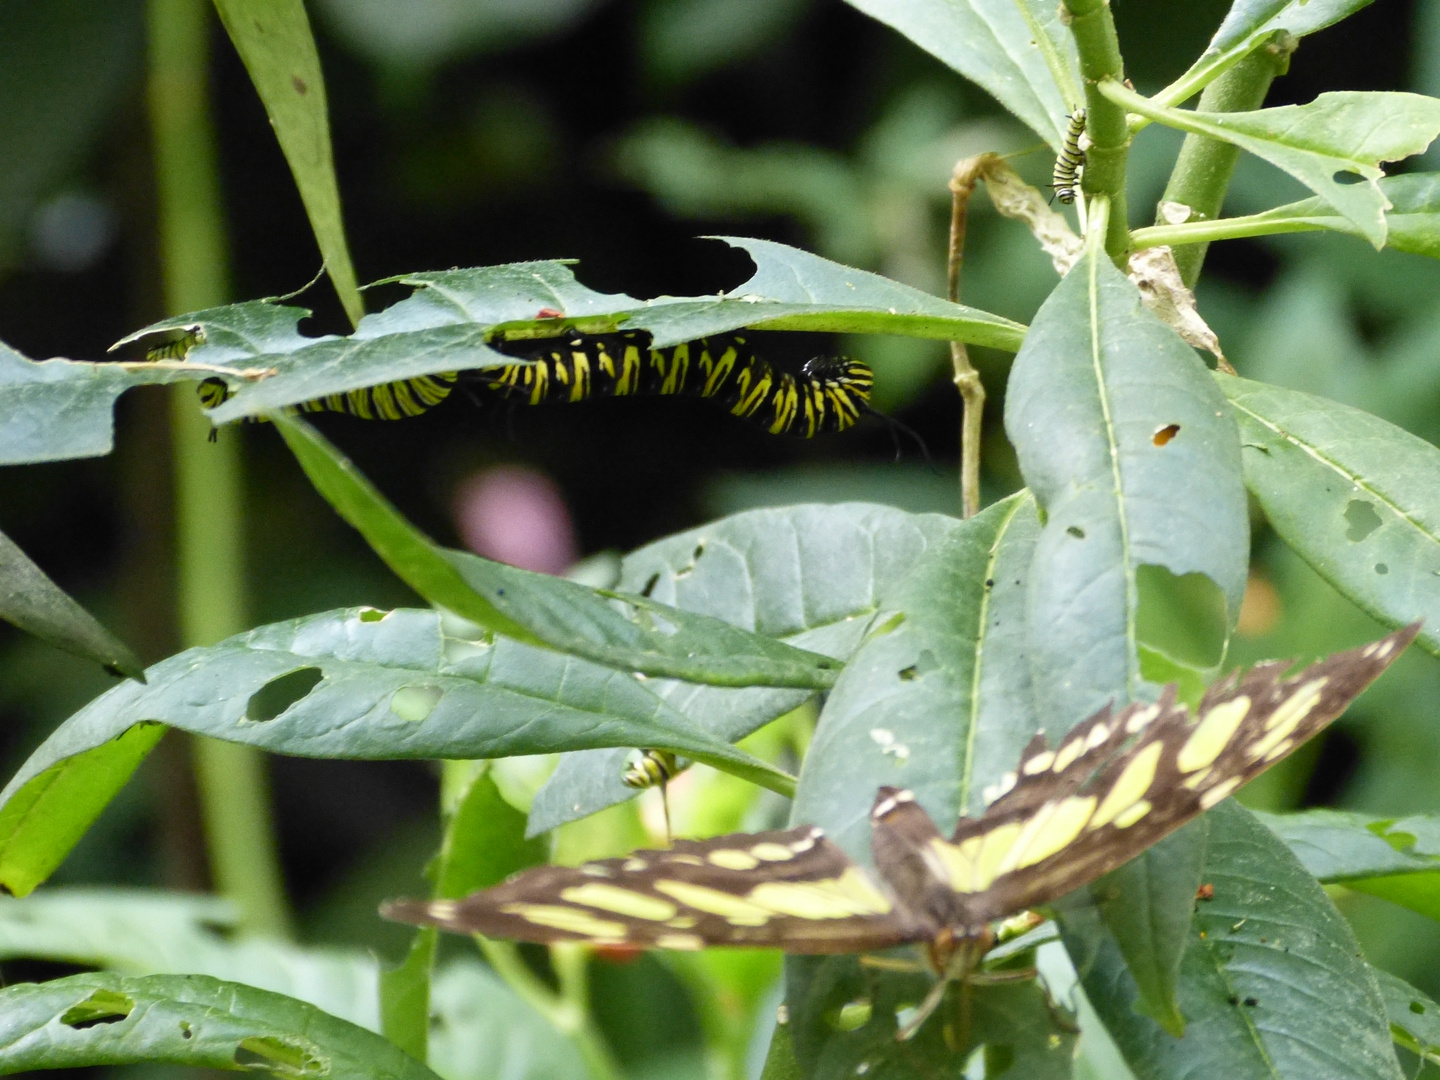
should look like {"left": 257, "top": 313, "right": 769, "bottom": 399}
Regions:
{"left": 1220, "top": 374, "right": 1440, "bottom": 656}
{"left": 114, "top": 238, "right": 1020, "bottom": 423}
{"left": 783, "top": 492, "right": 1044, "bottom": 1073}
{"left": 0, "top": 341, "right": 202, "bottom": 465}
{"left": 1110, "top": 83, "right": 1440, "bottom": 248}
{"left": 428, "top": 961, "right": 590, "bottom": 1080}
{"left": 1062, "top": 800, "right": 1402, "bottom": 1080}
{"left": 1207, "top": 174, "right": 1440, "bottom": 258}
{"left": 382, "top": 764, "right": 546, "bottom": 1058}
{"left": 1374, "top": 968, "right": 1440, "bottom": 1068}
{"left": 213, "top": 0, "right": 363, "bottom": 326}
{"left": 1259, "top": 808, "right": 1440, "bottom": 922}
{"left": 528, "top": 502, "right": 962, "bottom": 834}
{"left": 0, "top": 527, "right": 143, "bottom": 678}
{"left": 0, "top": 971, "right": 440, "bottom": 1079}
{"left": 1004, "top": 251, "right": 1248, "bottom": 734}
{"left": 277, "top": 414, "right": 840, "bottom": 689}
{"left": 1157, "top": 0, "right": 1376, "bottom": 110}
{"left": 0, "top": 606, "right": 793, "bottom": 896}
{"left": 839, "top": 0, "right": 1078, "bottom": 147}
{"left": 0, "top": 722, "right": 164, "bottom": 896}
{"left": 0, "top": 888, "right": 379, "bottom": 1030}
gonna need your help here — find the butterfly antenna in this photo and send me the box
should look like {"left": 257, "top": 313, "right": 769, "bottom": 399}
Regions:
{"left": 865, "top": 405, "right": 934, "bottom": 472}
{"left": 659, "top": 778, "right": 673, "bottom": 846}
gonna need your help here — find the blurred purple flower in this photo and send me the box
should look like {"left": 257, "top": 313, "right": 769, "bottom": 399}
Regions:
{"left": 453, "top": 465, "right": 577, "bottom": 575}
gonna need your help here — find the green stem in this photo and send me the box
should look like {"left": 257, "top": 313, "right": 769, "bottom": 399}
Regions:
{"left": 148, "top": 0, "right": 291, "bottom": 940}
{"left": 1062, "top": 0, "right": 1130, "bottom": 261}
{"left": 477, "top": 938, "right": 623, "bottom": 1080}
{"left": 1131, "top": 215, "right": 1323, "bottom": 250}
{"left": 1157, "top": 35, "right": 1295, "bottom": 286}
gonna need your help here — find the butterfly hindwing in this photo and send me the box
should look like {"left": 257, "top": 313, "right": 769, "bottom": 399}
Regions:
{"left": 923, "top": 624, "right": 1420, "bottom": 924}
{"left": 383, "top": 825, "right": 926, "bottom": 954}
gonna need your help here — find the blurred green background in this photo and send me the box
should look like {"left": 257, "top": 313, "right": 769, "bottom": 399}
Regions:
{"left": 3, "top": 0, "right": 1440, "bottom": 1073}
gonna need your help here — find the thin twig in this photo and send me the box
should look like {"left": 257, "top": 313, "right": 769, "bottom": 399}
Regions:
{"left": 948, "top": 157, "right": 989, "bottom": 519}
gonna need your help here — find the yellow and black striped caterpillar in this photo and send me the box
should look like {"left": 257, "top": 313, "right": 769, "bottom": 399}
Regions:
{"left": 1052, "top": 108, "right": 1087, "bottom": 205}
{"left": 622, "top": 749, "right": 687, "bottom": 791}
{"left": 481, "top": 330, "right": 873, "bottom": 437}
{"left": 195, "top": 372, "right": 458, "bottom": 420}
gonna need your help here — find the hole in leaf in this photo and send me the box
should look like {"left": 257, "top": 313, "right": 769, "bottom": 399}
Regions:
{"left": 641, "top": 573, "right": 660, "bottom": 598}
{"left": 1066, "top": 525, "right": 1085, "bottom": 539}
{"left": 897, "top": 665, "right": 918, "bottom": 681}
{"left": 180, "top": 1021, "right": 194, "bottom": 1039}
{"left": 1152, "top": 423, "right": 1180, "bottom": 446}
{"left": 60, "top": 989, "right": 134, "bottom": 1029}
{"left": 1332, "top": 170, "right": 1365, "bottom": 185}
{"left": 1376, "top": 563, "right": 1389, "bottom": 575}
{"left": 827, "top": 998, "right": 872, "bottom": 1032}
{"left": 234, "top": 1036, "right": 328, "bottom": 1078}
{"left": 389, "top": 684, "right": 444, "bottom": 723}
{"left": 1412, "top": 1000, "right": 1426, "bottom": 1015}
{"left": 358, "top": 608, "right": 386, "bottom": 623}
{"left": 1136, "top": 565, "right": 1228, "bottom": 706}
{"left": 246, "top": 668, "right": 323, "bottom": 722}
{"left": 1344, "top": 499, "right": 1382, "bottom": 541}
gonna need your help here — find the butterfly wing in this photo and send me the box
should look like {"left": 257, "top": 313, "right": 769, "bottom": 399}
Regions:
{"left": 383, "top": 825, "right": 930, "bottom": 954}
{"left": 925, "top": 624, "right": 1419, "bottom": 925}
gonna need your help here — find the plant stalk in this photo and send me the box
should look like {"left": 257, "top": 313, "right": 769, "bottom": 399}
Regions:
{"left": 148, "top": 0, "right": 291, "bottom": 939}
{"left": 1061, "top": 0, "right": 1130, "bottom": 261}
{"left": 1158, "top": 34, "right": 1295, "bottom": 286}
{"left": 947, "top": 158, "right": 988, "bottom": 519}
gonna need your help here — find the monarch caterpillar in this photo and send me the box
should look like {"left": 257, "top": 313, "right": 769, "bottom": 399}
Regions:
{"left": 1052, "top": 108, "right": 1086, "bottom": 205}
{"left": 480, "top": 330, "right": 873, "bottom": 438}
{"left": 621, "top": 749, "right": 686, "bottom": 791}
{"left": 195, "top": 372, "right": 458, "bottom": 421}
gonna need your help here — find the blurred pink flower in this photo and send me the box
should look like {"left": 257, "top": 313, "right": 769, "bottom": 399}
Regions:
{"left": 453, "top": 465, "right": 577, "bottom": 575}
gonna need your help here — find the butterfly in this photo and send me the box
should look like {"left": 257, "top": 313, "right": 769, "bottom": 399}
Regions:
{"left": 382, "top": 625, "right": 1417, "bottom": 1037}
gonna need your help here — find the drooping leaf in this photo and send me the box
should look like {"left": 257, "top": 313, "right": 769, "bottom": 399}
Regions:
{"left": 213, "top": 0, "right": 363, "bottom": 325}
{"left": 0, "top": 606, "right": 792, "bottom": 896}
{"left": 838, "top": 0, "right": 1078, "bottom": 147}
{"left": 1113, "top": 85, "right": 1440, "bottom": 248}
{"left": 277, "top": 414, "right": 840, "bottom": 690}
{"left": 528, "top": 502, "right": 962, "bottom": 834}
{"left": 1160, "top": 0, "right": 1377, "bottom": 110}
{"left": 1004, "top": 250, "right": 1248, "bottom": 734}
{"left": 1221, "top": 374, "right": 1440, "bottom": 656}
{"left": 1260, "top": 807, "right": 1440, "bottom": 922}
{"left": 1061, "top": 799, "right": 1402, "bottom": 1080}
{"left": 0, "top": 971, "right": 440, "bottom": 1079}
{"left": 0, "top": 526, "right": 143, "bottom": 678}
{"left": 1225, "top": 174, "right": 1440, "bottom": 259}
{"left": 0, "top": 888, "right": 379, "bottom": 1030}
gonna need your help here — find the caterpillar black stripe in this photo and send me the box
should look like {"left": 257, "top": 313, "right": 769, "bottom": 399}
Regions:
{"left": 622, "top": 750, "right": 687, "bottom": 791}
{"left": 195, "top": 372, "right": 458, "bottom": 420}
{"left": 481, "top": 331, "right": 873, "bottom": 437}
{"left": 1052, "top": 109, "right": 1086, "bottom": 205}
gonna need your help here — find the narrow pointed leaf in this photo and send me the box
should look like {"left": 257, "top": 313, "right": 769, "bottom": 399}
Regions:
{"left": 0, "top": 972, "right": 440, "bottom": 1079}
{"left": 213, "top": 0, "right": 363, "bottom": 325}
{"left": 0, "top": 527, "right": 142, "bottom": 678}
{"left": 529, "top": 502, "right": 962, "bottom": 833}
{"left": 1220, "top": 374, "right": 1440, "bottom": 656}
{"left": 1231, "top": 174, "right": 1440, "bottom": 259}
{"left": 1112, "top": 84, "right": 1440, "bottom": 248}
{"left": 1061, "top": 799, "right": 1402, "bottom": 1080}
{"left": 277, "top": 414, "right": 840, "bottom": 689}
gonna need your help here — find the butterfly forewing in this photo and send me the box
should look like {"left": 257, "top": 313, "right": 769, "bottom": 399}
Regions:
{"left": 924, "top": 624, "right": 1420, "bottom": 924}
{"left": 383, "top": 825, "right": 927, "bottom": 954}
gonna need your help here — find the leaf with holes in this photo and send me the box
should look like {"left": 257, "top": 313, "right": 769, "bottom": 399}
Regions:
{"left": 0, "top": 971, "right": 440, "bottom": 1080}
{"left": 1231, "top": 174, "right": 1440, "bottom": 259}
{"left": 1375, "top": 968, "right": 1440, "bottom": 1068}
{"left": 529, "top": 502, "right": 962, "bottom": 834}
{"left": 1221, "top": 373, "right": 1440, "bottom": 656}
{"left": 0, "top": 606, "right": 792, "bottom": 896}
{"left": 1061, "top": 799, "right": 1402, "bottom": 1080}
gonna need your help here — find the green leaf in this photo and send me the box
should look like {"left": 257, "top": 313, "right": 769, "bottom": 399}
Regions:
{"left": 528, "top": 502, "right": 962, "bottom": 833}
{"left": 758, "top": 1021, "right": 804, "bottom": 1080}
{"left": 428, "top": 961, "right": 590, "bottom": 1080}
{"left": 1158, "top": 0, "right": 1376, "bottom": 110}
{"left": 1220, "top": 374, "right": 1440, "bottom": 656}
{"left": 122, "top": 238, "right": 1018, "bottom": 423}
{"left": 838, "top": 0, "right": 1079, "bottom": 147}
{"left": 379, "top": 931, "right": 433, "bottom": 1061}
{"left": 277, "top": 414, "right": 840, "bottom": 689}
{"left": 0, "top": 971, "right": 440, "bottom": 1079}
{"left": 0, "top": 606, "right": 794, "bottom": 895}
{"left": 213, "top": 0, "right": 363, "bottom": 326}
{"left": 1110, "top": 84, "right": 1440, "bottom": 248}
{"left": 0, "top": 526, "right": 143, "bottom": 678}
{"left": 783, "top": 492, "right": 1046, "bottom": 1071}
{"left": 1373, "top": 968, "right": 1440, "bottom": 1068}
{"left": 1224, "top": 174, "right": 1440, "bottom": 258}
{"left": 0, "top": 722, "right": 164, "bottom": 896}
{"left": 0, "top": 888, "right": 380, "bottom": 1030}
{"left": 1004, "top": 251, "right": 1248, "bottom": 734}
{"left": 1259, "top": 808, "right": 1440, "bottom": 922}
{"left": 1062, "top": 800, "right": 1402, "bottom": 1080}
